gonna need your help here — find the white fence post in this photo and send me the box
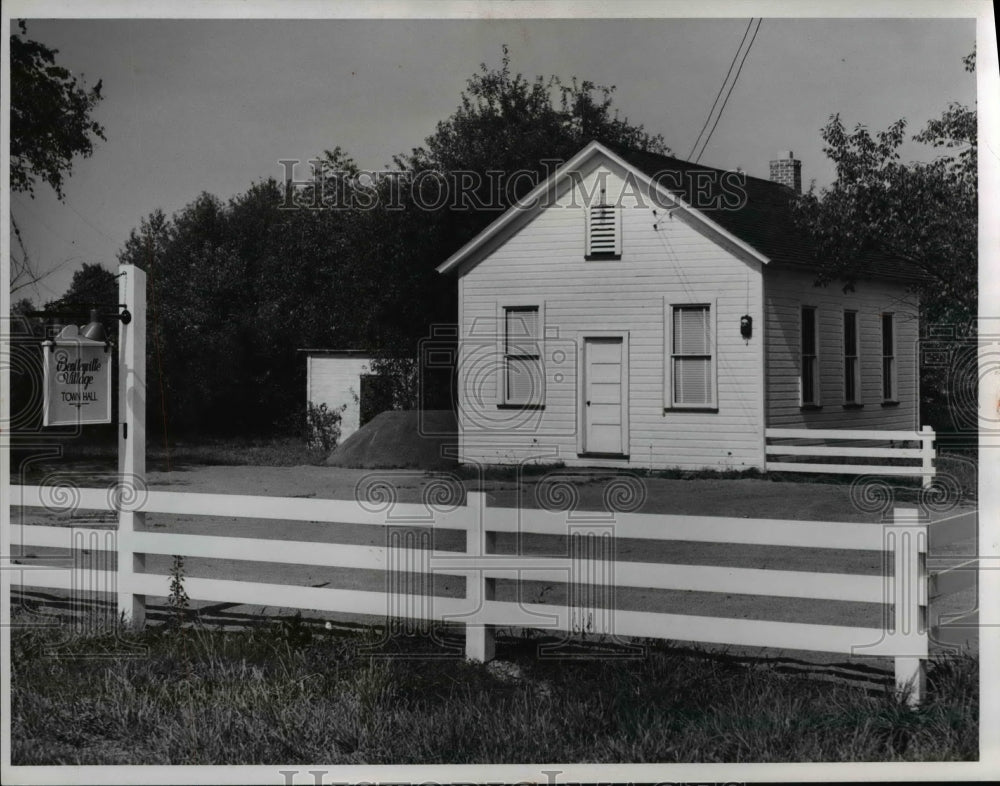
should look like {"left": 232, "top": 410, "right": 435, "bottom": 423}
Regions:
{"left": 920, "top": 425, "right": 936, "bottom": 489}
{"left": 464, "top": 490, "right": 495, "bottom": 661}
{"left": 117, "top": 264, "right": 147, "bottom": 627}
{"left": 891, "top": 507, "right": 928, "bottom": 706}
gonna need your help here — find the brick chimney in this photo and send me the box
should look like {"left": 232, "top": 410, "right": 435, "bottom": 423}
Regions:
{"left": 769, "top": 150, "right": 802, "bottom": 194}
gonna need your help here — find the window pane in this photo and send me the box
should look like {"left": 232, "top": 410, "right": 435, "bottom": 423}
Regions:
{"left": 802, "top": 356, "right": 816, "bottom": 404}
{"left": 845, "top": 357, "right": 857, "bottom": 402}
{"left": 507, "top": 357, "right": 542, "bottom": 404}
{"left": 882, "top": 314, "right": 894, "bottom": 355}
{"left": 674, "top": 357, "right": 711, "bottom": 405}
{"left": 801, "top": 308, "right": 816, "bottom": 354}
{"left": 673, "top": 306, "right": 710, "bottom": 355}
{"left": 883, "top": 358, "right": 894, "bottom": 400}
{"left": 844, "top": 312, "right": 857, "bottom": 403}
{"left": 505, "top": 307, "right": 539, "bottom": 355}
{"left": 844, "top": 312, "right": 857, "bottom": 354}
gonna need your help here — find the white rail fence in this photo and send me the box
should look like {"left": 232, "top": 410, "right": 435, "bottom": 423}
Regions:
{"left": 765, "top": 426, "right": 936, "bottom": 487}
{"left": 9, "top": 484, "right": 977, "bottom": 705}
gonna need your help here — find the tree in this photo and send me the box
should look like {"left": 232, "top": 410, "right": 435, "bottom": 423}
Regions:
{"left": 354, "top": 46, "right": 671, "bottom": 404}
{"left": 117, "top": 48, "right": 671, "bottom": 435}
{"left": 794, "top": 50, "right": 977, "bottom": 436}
{"left": 45, "top": 262, "right": 117, "bottom": 314}
{"left": 10, "top": 20, "right": 105, "bottom": 198}
{"left": 10, "top": 20, "right": 106, "bottom": 293}
{"left": 793, "top": 51, "right": 976, "bottom": 326}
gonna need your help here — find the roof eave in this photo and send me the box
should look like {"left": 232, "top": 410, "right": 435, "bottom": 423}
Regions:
{"left": 597, "top": 145, "right": 770, "bottom": 267}
{"left": 436, "top": 140, "right": 772, "bottom": 275}
{"left": 435, "top": 140, "right": 608, "bottom": 275}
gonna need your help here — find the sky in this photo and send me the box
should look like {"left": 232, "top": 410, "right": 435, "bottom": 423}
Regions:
{"left": 7, "top": 8, "right": 979, "bottom": 304}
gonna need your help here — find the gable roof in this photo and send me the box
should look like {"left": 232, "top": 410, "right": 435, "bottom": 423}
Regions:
{"left": 437, "top": 140, "right": 919, "bottom": 283}
{"left": 608, "top": 144, "right": 918, "bottom": 281}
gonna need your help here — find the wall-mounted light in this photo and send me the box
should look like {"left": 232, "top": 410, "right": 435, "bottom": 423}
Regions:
{"left": 740, "top": 314, "right": 753, "bottom": 340}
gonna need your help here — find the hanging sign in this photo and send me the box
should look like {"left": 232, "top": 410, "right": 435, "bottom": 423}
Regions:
{"left": 42, "top": 325, "right": 113, "bottom": 426}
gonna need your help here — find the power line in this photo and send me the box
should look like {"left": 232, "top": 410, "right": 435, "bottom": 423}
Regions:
{"left": 11, "top": 194, "right": 103, "bottom": 258}
{"left": 687, "top": 19, "right": 755, "bottom": 162}
{"left": 694, "top": 18, "right": 763, "bottom": 164}
{"left": 63, "top": 197, "right": 120, "bottom": 244}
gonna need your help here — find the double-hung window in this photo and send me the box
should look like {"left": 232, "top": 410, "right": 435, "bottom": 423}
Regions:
{"left": 881, "top": 313, "right": 896, "bottom": 401}
{"left": 843, "top": 310, "right": 860, "bottom": 405}
{"left": 503, "top": 306, "right": 542, "bottom": 406}
{"left": 670, "top": 304, "right": 714, "bottom": 407}
{"left": 801, "top": 306, "right": 820, "bottom": 406}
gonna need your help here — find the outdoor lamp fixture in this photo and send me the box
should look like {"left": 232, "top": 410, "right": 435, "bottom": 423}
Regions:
{"left": 31, "top": 302, "right": 131, "bottom": 352}
{"left": 79, "top": 308, "right": 114, "bottom": 353}
{"left": 81, "top": 309, "right": 107, "bottom": 342}
{"left": 740, "top": 314, "right": 753, "bottom": 340}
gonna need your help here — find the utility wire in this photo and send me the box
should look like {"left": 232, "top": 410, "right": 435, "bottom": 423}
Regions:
{"left": 63, "top": 196, "right": 120, "bottom": 244}
{"left": 694, "top": 18, "right": 762, "bottom": 164}
{"left": 687, "top": 18, "right": 755, "bottom": 162}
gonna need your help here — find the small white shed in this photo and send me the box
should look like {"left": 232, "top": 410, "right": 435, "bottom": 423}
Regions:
{"left": 301, "top": 349, "right": 377, "bottom": 443}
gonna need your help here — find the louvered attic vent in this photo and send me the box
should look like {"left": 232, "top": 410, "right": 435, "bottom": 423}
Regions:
{"left": 585, "top": 201, "right": 622, "bottom": 260}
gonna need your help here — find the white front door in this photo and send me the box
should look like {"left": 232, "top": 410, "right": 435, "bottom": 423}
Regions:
{"left": 584, "top": 337, "right": 625, "bottom": 455}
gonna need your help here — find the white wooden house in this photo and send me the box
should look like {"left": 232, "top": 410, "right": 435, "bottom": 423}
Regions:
{"left": 436, "top": 141, "right": 922, "bottom": 470}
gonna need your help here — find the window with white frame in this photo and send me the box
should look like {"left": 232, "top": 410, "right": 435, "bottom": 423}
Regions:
{"left": 843, "top": 310, "right": 860, "bottom": 404}
{"left": 881, "top": 312, "right": 896, "bottom": 401}
{"left": 585, "top": 200, "right": 622, "bottom": 260}
{"left": 670, "top": 304, "right": 714, "bottom": 407}
{"left": 801, "top": 306, "right": 820, "bottom": 406}
{"left": 503, "top": 306, "right": 542, "bottom": 406}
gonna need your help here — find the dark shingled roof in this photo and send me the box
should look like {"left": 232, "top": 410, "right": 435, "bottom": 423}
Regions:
{"left": 607, "top": 144, "right": 922, "bottom": 283}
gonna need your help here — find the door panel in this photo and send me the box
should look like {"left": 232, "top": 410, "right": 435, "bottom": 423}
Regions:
{"left": 584, "top": 337, "right": 624, "bottom": 454}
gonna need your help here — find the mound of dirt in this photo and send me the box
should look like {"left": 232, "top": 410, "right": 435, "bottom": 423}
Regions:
{"left": 326, "top": 410, "right": 458, "bottom": 469}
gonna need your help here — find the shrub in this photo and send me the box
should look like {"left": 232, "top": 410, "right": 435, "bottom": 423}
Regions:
{"left": 306, "top": 401, "right": 345, "bottom": 453}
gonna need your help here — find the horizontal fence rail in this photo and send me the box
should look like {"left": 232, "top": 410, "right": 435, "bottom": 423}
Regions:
{"left": 765, "top": 425, "right": 936, "bottom": 487}
{"left": 10, "top": 485, "right": 978, "bottom": 705}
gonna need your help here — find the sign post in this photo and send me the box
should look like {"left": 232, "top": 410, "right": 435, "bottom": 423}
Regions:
{"left": 116, "top": 264, "right": 147, "bottom": 626}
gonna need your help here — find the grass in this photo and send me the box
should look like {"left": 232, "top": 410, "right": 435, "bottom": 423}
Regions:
{"left": 15, "top": 431, "right": 978, "bottom": 508}
{"left": 14, "top": 435, "right": 329, "bottom": 480}
{"left": 10, "top": 611, "right": 978, "bottom": 765}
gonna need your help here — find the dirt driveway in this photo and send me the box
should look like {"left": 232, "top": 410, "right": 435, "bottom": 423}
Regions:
{"left": 14, "top": 464, "right": 979, "bottom": 675}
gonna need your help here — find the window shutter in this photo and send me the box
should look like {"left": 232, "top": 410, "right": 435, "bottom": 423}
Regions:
{"left": 586, "top": 204, "right": 622, "bottom": 258}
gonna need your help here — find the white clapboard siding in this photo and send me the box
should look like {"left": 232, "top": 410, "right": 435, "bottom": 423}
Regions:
{"left": 763, "top": 267, "right": 919, "bottom": 429}
{"left": 458, "top": 161, "right": 766, "bottom": 471}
